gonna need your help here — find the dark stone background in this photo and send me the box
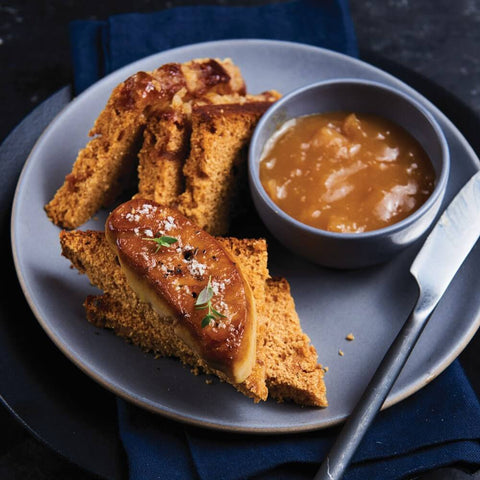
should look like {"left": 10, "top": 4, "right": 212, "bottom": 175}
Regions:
{"left": 1, "top": 1, "right": 480, "bottom": 479}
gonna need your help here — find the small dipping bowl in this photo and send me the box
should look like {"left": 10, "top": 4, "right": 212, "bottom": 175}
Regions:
{"left": 248, "top": 79, "right": 450, "bottom": 269}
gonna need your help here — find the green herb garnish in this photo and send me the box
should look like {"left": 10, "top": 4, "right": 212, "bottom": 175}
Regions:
{"left": 195, "top": 276, "right": 227, "bottom": 328}
{"left": 143, "top": 235, "right": 178, "bottom": 253}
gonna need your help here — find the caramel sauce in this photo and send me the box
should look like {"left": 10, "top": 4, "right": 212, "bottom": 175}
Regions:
{"left": 105, "top": 198, "right": 256, "bottom": 383}
{"left": 198, "top": 59, "right": 232, "bottom": 92}
{"left": 114, "top": 69, "right": 184, "bottom": 112}
{"left": 259, "top": 112, "right": 436, "bottom": 233}
{"left": 113, "top": 60, "right": 237, "bottom": 113}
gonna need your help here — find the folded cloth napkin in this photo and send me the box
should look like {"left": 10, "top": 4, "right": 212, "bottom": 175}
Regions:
{"left": 69, "top": 1, "right": 480, "bottom": 479}
{"left": 69, "top": 0, "right": 358, "bottom": 94}
{"left": 117, "top": 361, "right": 480, "bottom": 480}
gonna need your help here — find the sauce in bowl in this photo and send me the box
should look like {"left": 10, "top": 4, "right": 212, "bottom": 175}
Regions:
{"left": 259, "top": 112, "right": 436, "bottom": 233}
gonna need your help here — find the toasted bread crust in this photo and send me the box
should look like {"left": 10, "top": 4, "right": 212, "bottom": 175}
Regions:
{"left": 263, "top": 278, "right": 327, "bottom": 407}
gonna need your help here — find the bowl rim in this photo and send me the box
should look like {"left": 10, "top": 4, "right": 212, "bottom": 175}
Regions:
{"left": 248, "top": 77, "right": 451, "bottom": 239}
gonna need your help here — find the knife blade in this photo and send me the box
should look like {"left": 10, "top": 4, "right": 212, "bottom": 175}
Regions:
{"left": 410, "top": 170, "right": 480, "bottom": 307}
{"left": 314, "top": 170, "right": 480, "bottom": 480}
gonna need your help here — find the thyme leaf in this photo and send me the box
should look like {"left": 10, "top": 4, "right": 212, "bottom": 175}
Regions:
{"left": 195, "top": 276, "right": 227, "bottom": 328}
{"left": 143, "top": 235, "right": 178, "bottom": 253}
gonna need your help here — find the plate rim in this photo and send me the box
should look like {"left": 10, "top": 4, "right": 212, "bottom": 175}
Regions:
{"left": 10, "top": 38, "right": 480, "bottom": 434}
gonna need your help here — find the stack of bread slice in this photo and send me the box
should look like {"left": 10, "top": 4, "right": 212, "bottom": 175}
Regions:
{"left": 45, "top": 57, "right": 279, "bottom": 235}
{"left": 139, "top": 92, "right": 280, "bottom": 235}
{"left": 46, "top": 57, "right": 328, "bottom": 407}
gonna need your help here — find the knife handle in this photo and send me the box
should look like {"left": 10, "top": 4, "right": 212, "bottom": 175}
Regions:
{"left": 314, "top": 288, "right": 436, "bottom": 480}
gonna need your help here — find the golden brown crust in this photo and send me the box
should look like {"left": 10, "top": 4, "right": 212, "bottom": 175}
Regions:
{"left": 44, "top": 108, "right": 143, "bottom": 229}
{"left": 135, "top": 91, "right": 280, "bottom": 213}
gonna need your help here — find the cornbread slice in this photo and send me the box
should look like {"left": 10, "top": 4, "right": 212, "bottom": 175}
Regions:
{"left": 45, "top": 58, "right": 246, "bottom": 229}
{"left": 59, "top": 229, "right": 327, "bottom": 407}
{"left": 136, "top": 91, "right": 280, "bottom": 212}
{"left": 178, "top": 92, "right": 281, "bottom": 235}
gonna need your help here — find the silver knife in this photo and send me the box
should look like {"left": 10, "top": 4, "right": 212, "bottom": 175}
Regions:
{"left": 314, "top": 170, "right": 480, "bottom": 480}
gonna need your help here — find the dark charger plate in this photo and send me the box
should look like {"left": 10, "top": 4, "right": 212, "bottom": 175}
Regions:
{"left": 1, "top": 86, "right": 126, "bottom": 479}
{"left": 2, "top": 50, "right": 480, "bottom": 479}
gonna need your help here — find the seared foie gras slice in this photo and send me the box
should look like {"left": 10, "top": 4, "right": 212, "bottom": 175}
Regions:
{"left": 105, "top": 198, "right": 256, "bottom": 383}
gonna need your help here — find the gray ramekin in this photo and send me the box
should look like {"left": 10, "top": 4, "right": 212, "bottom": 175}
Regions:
{"left": 248, "top": 79, "right": 450, "bottom": 269}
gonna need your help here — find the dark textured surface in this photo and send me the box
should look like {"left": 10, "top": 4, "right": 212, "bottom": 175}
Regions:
{"left": 1, "top": 1, "right": 480, "bottom": 479}
{"left": 351, "top": 0, "right": 480, "bottom": 115}
{"left": 348, "top": 0, "right": 480, "bottom": 400}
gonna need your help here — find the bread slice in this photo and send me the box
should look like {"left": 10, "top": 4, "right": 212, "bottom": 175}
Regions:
{"left": 136, "top": 108, "right": 191, "bottom": 206}
{"left": 262, "top": 277, "right": 327, "bottom": 406}
{"left": 45, "top": 58, "right": 246, "bottom": 229}
{"left": 59, "top": 229, "right": 327, "bottom": 407}
{"left": 177, "top": 92, "right": 281, "bottom": 236}
{"left": 136, "top": 91, "right": 280, "bottom": 215}
{"left": 61, "top": 229, "right": 269, "bottom": 401}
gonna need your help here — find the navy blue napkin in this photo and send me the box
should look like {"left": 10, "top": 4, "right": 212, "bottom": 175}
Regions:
{"left": 69, "top": 0, "right": 358, "bottom": 94}
{"left": 69, "top": 1, "right": 480, "bottom": 478}
{"left": 117, "top": 361, "right": 480, "bottom": 480}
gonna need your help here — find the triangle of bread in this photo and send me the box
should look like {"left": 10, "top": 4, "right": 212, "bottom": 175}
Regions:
{"left": 60, "top": 229, "right": 327, "bottom": 407}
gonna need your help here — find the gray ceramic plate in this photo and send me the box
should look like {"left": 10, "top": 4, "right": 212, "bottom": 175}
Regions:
{"left": 11, "top": 39, "right": 480, "bottom": 433}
